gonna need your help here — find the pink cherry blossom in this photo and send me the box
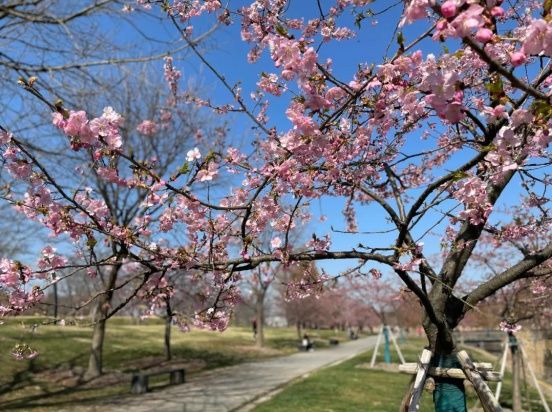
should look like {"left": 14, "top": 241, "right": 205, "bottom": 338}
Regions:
{"left": 440, "top": 1, "right": 457, "bottom": 19}
{"left": 490, "top": 6, "right": 505, "bottom": 18}
{"left": 197, "top": 162, "right": 219, "bottom": 182}
{"left": 450, "top": 5, "right": 485, "bottom": 37}
{"left": 369, "top": 268, "right": 382, "bottom": 279}
{"left": 0, "top": 130, "right": 12, "bottom": 145}
{"left": 522, "top": 19, "right": 552, "bottom": 56}
{"left": 11, "top": 344, "right": 39, "bottom": 361}
{"left": 164, "top": 56, "right": 181, "bottom": 97}
{"left": 402, "top": 0, "right": 429, "bottom": 24}
{"left": 258, "top": 73, "right": 283, "bottom": 96}
{"left": 475, "top": 28, "right": 493, "bottom": 43}
{"left": 97, "top": 167, "right": 126, "bottom": 186}
{"left": 510, "top": 51, "right": 527, "bottom": 66}
{"left": 499, "top": 321, "right": 521, "bottom": 333}
{"left": 186, "top": 147, "right": 201, "bottom": 162}
{"left": 4, "top": 0, "right": 552, "bottom": 395}
{"left": 271, "top": 236, "right": 282, "bottom": 248}
{"left": 136, "top": 120, "right": 159, "bottom": 136}
{"left": 37, "top": 246, "right": 68, "bottom": 270}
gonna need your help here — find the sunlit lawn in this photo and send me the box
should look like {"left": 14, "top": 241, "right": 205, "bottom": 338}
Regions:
{"left": 0, "top": 316, "right": 348, "bottom": 410}
{"left": 2, "top": 319, "right": 548, "bottom": 412}
{"left": 253, "top": 339, "right": 551, "bottom": 412}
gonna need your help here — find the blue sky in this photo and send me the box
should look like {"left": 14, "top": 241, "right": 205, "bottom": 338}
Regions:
{"left": 107, "top": 1, "right": 529, "bottom": 280}
{"left": 4, "top": 1, "right": 530, "bottom": 284}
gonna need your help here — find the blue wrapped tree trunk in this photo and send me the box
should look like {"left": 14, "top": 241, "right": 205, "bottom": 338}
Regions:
{"left": 432, "top": 354, "right": 467, "bottom": 412}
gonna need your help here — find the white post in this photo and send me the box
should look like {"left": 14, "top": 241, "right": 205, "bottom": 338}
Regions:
{"left": 390, "top": 327, "right": 406, "bottom": 364}
{"left": 407, "top": 349, "right": 432, "bottom": 412}
{"left": 370, "top": 326, "right": 383, "bottom": 368}
{"left": 495, "top": 340, "right": 509, "bottom": 401}
{"left": 519, "top": 342, "right": 551, "bottom": 412}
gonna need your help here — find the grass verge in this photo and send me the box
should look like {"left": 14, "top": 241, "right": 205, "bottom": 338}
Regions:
{"left": 0, "top": 317, "right": 349, "bottom": 411}
{"left": 252, "top": 338, "right": 551, "bottom": 412}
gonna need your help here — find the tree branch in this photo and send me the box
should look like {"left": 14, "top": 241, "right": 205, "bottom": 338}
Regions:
{"left": 464, "top": 242, "right": 552, "bottom": 311}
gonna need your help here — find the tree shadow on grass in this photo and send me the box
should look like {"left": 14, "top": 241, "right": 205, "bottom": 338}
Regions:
{"left": 0, "top": 346, "right": 244, "bottom": 411}
{"left": 0, "top": 352, "right": 88, "bottom": 410}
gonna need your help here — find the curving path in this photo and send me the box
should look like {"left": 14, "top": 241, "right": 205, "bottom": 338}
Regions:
{"left": 75, "top": 335, "right": 377, "bottom": 412}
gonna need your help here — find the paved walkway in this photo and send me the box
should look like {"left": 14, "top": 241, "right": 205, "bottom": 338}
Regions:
{"left": 81, "top": 336, "right": 377, "bottom": 412}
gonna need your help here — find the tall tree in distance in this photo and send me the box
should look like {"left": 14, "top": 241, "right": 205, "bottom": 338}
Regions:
{"left": 81, "top": 72, "right": 221, "bottom": 378}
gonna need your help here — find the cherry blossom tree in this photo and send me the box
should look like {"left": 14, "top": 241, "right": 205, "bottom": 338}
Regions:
{"left": 278, "top": 262, "right": 324, "bottom": 338}
{"left": 348, "top": 277, "right": 400, "bottom": 324}
{"left": 155, "top": 268, "right": 210, "bottom": 361}
{"left": 243, "top": 263, "right": 278, "bottom": 347}
{"left": 85, "top": 75, "right": 221, "bottom": 377}
{"left": 241, "top": 232, "right": 304, "bottom": 347}
{"left": 0, "top": 0, "right": 219, "bottom": 377}
{"left": 312, "top": 282, "right": 381, "bottom": 332}
{"left": 460, "top": 213, "right": 552, "bottom": 330}
{"left": 1, "top": 0, "right": 552, "bottom": 409}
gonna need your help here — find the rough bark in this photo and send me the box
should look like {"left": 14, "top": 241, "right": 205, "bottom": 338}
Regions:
{"left": 86, "top": 309, "right": 107, "bottom": 379}
{"left": 53, "top": 280, "right": 58, "bottom": 321}
{"left": 85, "top": 262, "right": 121, "bottom": 379}
{"left": 296, "top": 321, "right": 303, "bottom": 340}
{"left": 423, "top": 284, "right": 459, "bottom": 355}
{"left": 255, "top": 290, "right": 265, "bottom": 348}
{"left": 164, "top": 316, "right": 172, "bottom": 361}
{"left": 164, "top": 298, "right": 172, "bottom": 361}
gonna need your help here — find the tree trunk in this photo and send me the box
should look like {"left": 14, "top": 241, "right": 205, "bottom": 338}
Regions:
{"left": 164, "top": 315, "right": 172, "bottom": 361}
{"left": 296, "top": 321, "right": 302, "bottom": 340}
{"left": 53, "top": 279, "right": 58, "bottom": 321}
{"left": 255, "top": 292, "right": 265, "bottom": 347}
{"left": 164, "top": 298, "right": 172, "bottom": 361}
{"left": 423, "top": 288, "right": 468, "bottom": 412}
{"left": 86, "top": 309, "right": 108, "bottom": 379}
{"left": 85, "top": 263, "right": 120, "bottom": 379}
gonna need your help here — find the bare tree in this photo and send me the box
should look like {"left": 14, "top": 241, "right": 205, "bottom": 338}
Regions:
{"left": 45, "top": 71, "right": 218, "bottom": 378}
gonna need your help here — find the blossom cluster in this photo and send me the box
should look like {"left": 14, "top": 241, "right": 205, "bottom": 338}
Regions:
{"left": 0, "top": 0, "right": 551, "bottom": 339}
{"left": 52, "top": 106, "right": 123, "bottom": 151}
{"left": 452, "top": 176, "right": 493, "bottom": 225}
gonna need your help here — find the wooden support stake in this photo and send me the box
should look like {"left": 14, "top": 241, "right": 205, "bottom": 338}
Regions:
{"left": 399, "top": 364, "right": 501, "bottom": 381}
{"left": 370, "top": 326, "right": 383, "bottom": 368}
{"left": 519, "top": 342, "right": 551, "bottom": 412}
{"left": 495, "top": 340, "right": 509, "bottom": 401}
{"left": 400, "top": 362, "right": 493, "bottom": 372}
{"left": 407, "top": 348, "right": 432, "bottom": 412}
{"left": 457, "top": 350, "right": 503, "bottom": 412}
{"left": 390, "top": 327, "right": 406, "bottom": 365}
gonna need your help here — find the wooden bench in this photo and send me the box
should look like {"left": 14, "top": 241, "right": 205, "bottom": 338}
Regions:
{"left": 131, "top": 368, "right": 186, "bottom": 394}
{"left": 328, "top": 338, "right": 340, "bottom": 346}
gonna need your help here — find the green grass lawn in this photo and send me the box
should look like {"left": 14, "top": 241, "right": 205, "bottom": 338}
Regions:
{"left": 2, "top": 319, "right": 548, "bottom": 412}
{"left": 253, "top": 339, "right": 551, "bottom": 412}
{"left": 0, "top": 316, "right": 349, "bottom": 411}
